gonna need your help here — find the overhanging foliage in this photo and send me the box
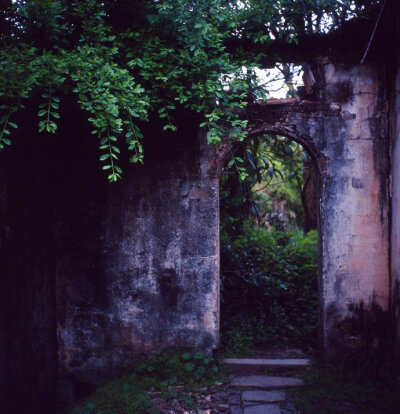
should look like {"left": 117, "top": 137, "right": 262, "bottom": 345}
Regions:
{"left": 0, "top": 0, "right": 379, "bottom": 181}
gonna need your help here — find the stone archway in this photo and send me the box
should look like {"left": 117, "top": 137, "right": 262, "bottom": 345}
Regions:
{"left": 212, "top": 59, "right": 390, "bottom": 358}
{"left": 218, "top": 126, "right": 324, "bottom": 352}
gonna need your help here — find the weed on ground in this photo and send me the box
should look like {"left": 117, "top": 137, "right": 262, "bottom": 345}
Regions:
{"left": 68, "top": 351, "right": 227, "bottom": 414}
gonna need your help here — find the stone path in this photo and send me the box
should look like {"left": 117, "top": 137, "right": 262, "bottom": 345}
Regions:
{"left": 231, "top": 375, "right": 304, "bottom": 389}
{"left": 218, "top": 357, "right": 306, "bottom": 414}
{"left": 151, "top": 357, "right": 307, "bottom": 413}
{"left": 224, "top": 359, "right": 311, "bottom": 368}
{"left": 207, "top": 376, "right": 302, "bottom": 414}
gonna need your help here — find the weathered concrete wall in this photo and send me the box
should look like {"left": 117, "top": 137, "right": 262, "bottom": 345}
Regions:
{"left": 55, "top": 114, "right": 220, "bottom": 393}
{"left": 320, "top": 62, "right": 390, "bottom": 355}
{"left": 245, "top": 59, "right": 390, "bottom": 357}
{"left": 391, "top": 58, "right": 400, "bottom": 359}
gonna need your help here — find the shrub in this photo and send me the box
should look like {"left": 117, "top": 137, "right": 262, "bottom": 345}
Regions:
{"left": 220, "top": 222, "right": 318, "bottom": 354}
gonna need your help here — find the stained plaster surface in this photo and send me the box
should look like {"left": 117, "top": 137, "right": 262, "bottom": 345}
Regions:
{"left": 391, "top": 63, "right": 400, "bottom": 357}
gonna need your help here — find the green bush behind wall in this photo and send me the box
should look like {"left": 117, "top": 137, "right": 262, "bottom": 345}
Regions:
{"left": 220, "top": 222, "right": 318, "bottom": 355}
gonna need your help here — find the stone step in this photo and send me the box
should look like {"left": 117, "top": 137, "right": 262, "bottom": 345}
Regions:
{"left": 223, "top": 358, "right": 311, "bottom": 374}
{"left": 243, "top": 405, "right": 281, "bottom": 414}
{"left": 231, "top": 375, "right": 304, "bottom": 390}
{"left": 242, "top": 390, "right": 286, "bottom": 403}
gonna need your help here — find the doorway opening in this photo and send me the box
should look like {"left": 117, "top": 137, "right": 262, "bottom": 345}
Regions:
{"left": 219, "top": 133, "right": 320, "bottom": 358}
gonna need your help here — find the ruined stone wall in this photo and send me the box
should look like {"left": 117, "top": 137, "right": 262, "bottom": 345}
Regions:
{"left": 318, "top": 62, "right": 390, "bottom": 355}
{"left": 0, "top": 105, "right": 221, "bottom": 409}
{"left": 54, "top": 114, "right": 220, "bottom": 395}
{"left": 390, "top": 55, "right": 400, "bottom": 360}
{"left": 245, "top": 59, "right": 390, "bottom": 356}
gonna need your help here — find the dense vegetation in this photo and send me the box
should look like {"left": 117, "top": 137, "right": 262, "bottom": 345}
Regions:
{"left": 219, "top": 133, "right": 319, "bottom": 354}
{"left": 0, "top": 0, "right": 380, "bottom": 181}
{"left": 220, "top": 224, "right": 318, "bottom": 354}
{"left": 220, "top": 134, "right": 311, "bottom": 229}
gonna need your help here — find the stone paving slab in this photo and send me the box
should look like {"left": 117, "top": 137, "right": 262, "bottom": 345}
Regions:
{"left": 243, "top": 404, "right": 281, "bottom": 414}
{"left": 230, "top": 406, "right": 243, "bottom": 414}
{"left": 231, "top": 375, "right": 304, "bottom": 389}
{"left": 224, "top": 358, "right": 311, "bottom": 367}
{"left": 228, "top": 394, "right": 241, "bottom": 404}
{"left": 243, "top": 402, "right": 259, "bottom": 407}
{"left": 242, "top": 390, "right": 286, "bottom": 402}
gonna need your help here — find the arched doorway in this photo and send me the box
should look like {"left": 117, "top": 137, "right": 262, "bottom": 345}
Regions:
{"left": 214, "top": 59, "right": 390, "bottom": 359}
{"left": 219, "top": 130, "right": 323, "bottom": 356}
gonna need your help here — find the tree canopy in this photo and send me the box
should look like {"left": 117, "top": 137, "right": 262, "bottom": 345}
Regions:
{"left": 0, "top": 0, "right": 380, "bottom": 181}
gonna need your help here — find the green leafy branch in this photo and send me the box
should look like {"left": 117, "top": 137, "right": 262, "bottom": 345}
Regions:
{"left": 227, "top": 152, "right": 249, "bottom": 182}
{"left": 99, "top": 130, "right": 122, "bottom": 182}
{"left": 125, "top": 108, "right": 144, "bottom": 164}
{"left": 0, "top": 105, "right": 18, "bottom": 150}
{"left": 38, "top": 85, "right": 60, "bottom": 133}
{"left": 158, "top": 102, "right": 177, "bottom": 132}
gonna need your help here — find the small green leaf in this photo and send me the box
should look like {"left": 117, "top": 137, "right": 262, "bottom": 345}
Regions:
{"left": 285, "top": 144, "right": 293, "bottom": 154}
{"left": 184, "top": 362, "right": 195, "bottom": 372}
